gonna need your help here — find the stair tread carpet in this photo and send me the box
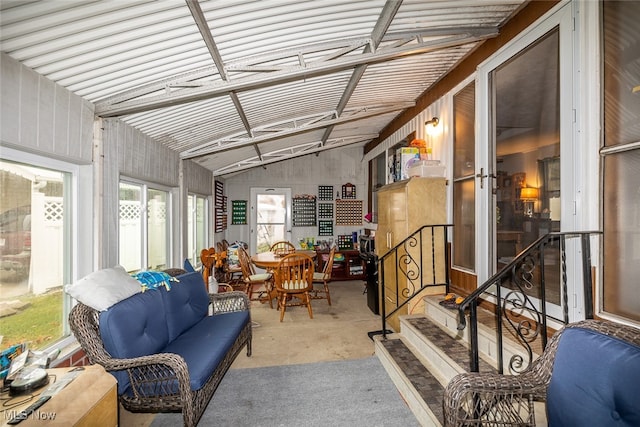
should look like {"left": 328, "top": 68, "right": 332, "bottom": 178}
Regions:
{"left": 406, "top": 316, "right": 498, "bottom": 374}
{"left": 379, "top": 338, "right": 445, "bottom": 423}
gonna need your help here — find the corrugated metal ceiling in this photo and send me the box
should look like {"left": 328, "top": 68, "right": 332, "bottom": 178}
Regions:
{"left": 1, "top": 0, "right": 527, "bottom": 175}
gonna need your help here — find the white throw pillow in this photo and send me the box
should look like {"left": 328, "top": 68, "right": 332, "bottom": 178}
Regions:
{"left": 64, "top": 265, "right": 141, "bottom": 311}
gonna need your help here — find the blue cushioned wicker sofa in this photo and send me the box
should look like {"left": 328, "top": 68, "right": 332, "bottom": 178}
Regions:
{"left": 68, "top": 270, "right": 252, "bottom": 427}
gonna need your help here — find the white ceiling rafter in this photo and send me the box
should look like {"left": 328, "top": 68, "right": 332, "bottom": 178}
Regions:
{"left": 181, "top": 102, "right": 412, "bottom": 159}
{"left": 318, "top": 0, "right": 400, "bottom": 148}
{"left": 186, "top": 0, "right": 266, "bottom": 162}
{"left": 213, "top": 134, "right": 378, "bottom": 175}
{"left": 94, "top": 38, "right": 372, "bottom": 106}
{"left": 95, "top": 29, "right": 497, "bottom": 117}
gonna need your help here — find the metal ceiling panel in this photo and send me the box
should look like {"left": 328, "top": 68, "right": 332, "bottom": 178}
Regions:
{"left": 0, "top": 0, "right": 527, "bottom": 175}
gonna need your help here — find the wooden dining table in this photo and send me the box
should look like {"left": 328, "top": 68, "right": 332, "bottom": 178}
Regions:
{"left": 250, "top": 250, "right": 317, "bottom": 305}
{"left": 250, "top": 250, "right": 317, "bottom": 270}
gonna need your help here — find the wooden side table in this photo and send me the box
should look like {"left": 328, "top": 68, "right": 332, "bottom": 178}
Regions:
{"left": 1, "top": 364, "right": 117, "bottom": 427}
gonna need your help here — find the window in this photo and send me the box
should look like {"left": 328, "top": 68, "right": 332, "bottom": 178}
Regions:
{"left": 187, "top": 193, "right": 208, "bottom": 268}
{"left": 452, "top": 81, "right": 476, "bottom": 270}
{"left": 0, "top": 158, "right": 70, "bottom": 350}
{"left": 119, "top": 181, "right": 171, "bottom": 272}
{"left": 601, "top": 1, "right": 640, "bottom": 322}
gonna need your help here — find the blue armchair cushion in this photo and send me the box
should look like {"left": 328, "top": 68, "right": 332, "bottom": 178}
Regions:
{"left": 547, "top": 326, "right": 640, "bottom": 427}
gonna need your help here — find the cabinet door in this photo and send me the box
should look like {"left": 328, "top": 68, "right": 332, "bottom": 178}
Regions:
{"left": 376, "top": 185, "right": 408, "bottom": 256}
{"left": 376, "top": 189, "right": 392, "bottom": 255}
{"left": 388, "top": 187, "right": 408, "bottom": 248}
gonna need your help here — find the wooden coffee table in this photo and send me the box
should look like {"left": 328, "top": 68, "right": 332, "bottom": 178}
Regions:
{"left": 1, "top": 364, "right": 117, "bottom": 427}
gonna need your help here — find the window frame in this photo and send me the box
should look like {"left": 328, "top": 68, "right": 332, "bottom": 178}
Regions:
{"left": 187, "top": 192, "right": 209, "bottom": 269}
{"left": 599, "top": 0, "right": 640, "bottom": 324}
{"left": 118, "top": 177, "right": 173, "bottom": 272}
{"left": 1, "top": 145, "right": 93, "bottom": 351}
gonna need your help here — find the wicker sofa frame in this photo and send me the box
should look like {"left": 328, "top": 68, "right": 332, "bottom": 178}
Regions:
{"left": 443, "top": 319, "right": 640, "bottom": 427}
{"left": 69, "top": 290, "right": 252, "bottom": 427}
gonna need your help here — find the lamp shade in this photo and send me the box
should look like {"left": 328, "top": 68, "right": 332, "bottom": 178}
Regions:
{"left": 520, "top": 187, "right": 539, "bottom": 201}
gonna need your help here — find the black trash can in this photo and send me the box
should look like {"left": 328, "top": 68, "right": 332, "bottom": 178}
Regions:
{"left": 360, "top": 252, "right": 379, "bottom": 315}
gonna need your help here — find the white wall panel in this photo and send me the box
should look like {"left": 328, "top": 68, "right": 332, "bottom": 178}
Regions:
{"left": 0, "top": 53, "right": 93, "bottom": 163}
{"left": 103, "top": 118, "right": 180, "bottom": 187}
{"left": 184, "top": 159, "right": 213, "bottom": 196}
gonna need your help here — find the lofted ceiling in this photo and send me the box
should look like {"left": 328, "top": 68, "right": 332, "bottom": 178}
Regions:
{"left": 0, "top": 0, "right": 527, "bottom": 176}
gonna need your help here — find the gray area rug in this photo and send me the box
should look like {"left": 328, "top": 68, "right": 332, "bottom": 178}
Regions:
{"left": 151, "top": 356, "right": 419, "bottom": 427}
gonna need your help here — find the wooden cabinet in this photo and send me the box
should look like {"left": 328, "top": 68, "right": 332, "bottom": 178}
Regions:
{"left": 316, "top": 249, "right": 364, "bottom": 281}
{"left": 375, "top": 177, "right": 447, "bottom": 331}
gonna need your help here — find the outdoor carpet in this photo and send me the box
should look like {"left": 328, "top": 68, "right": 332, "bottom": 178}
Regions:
{"left": 150, "top": 356, "right": 419, "bottom": 427}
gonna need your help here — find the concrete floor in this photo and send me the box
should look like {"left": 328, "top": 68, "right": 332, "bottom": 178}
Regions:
{"left": 120, "top": 280, "right": 382, "bottom": 426}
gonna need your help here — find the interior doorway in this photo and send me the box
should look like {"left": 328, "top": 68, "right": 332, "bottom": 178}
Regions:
{"left": 250, "top": 187, "right": 291, "bottom": 254}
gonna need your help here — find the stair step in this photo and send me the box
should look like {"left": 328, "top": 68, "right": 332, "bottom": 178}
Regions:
{"left": 403, "top": 315, "right": 498, "bottom": 375}
{"left": 375, "top": 294, "right": 514, "bottom": 426}
{"left": 375, "top": 314, "right": 501, "bottom": 426}
{"left": 376, "top": 294, "right": 549, "bottom": 426}
{"left": 377, "top": 336, "right": 444, "bottom": 425}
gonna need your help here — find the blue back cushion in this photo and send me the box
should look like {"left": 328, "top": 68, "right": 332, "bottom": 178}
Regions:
{"left": 547, "top": 326, "right": 640, "bottom": 427}
{"left": 183, "top": 258, "right": 196, "bottom": 272}
{"left": 99, "top": 290, "right": 169, "bottom": 394}
{"left": 162, "top": 271, "right": 209, "bottom": 342}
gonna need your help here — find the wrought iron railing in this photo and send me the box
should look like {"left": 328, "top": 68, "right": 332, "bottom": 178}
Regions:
{"left": 379, "top": 224, "right": 453, "bottom": 338}
{"left": 455, "top": 231, "right": 602, "bottom": 374}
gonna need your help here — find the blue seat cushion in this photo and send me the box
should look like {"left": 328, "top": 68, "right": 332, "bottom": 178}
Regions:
{"left": 99, "top": 290, "right": 169, "bottom": 394}
{"left": 547, "top": 326, "right": 640, "bottom": 427}
{"left": 162, "top": 271, "right": 209, "bottom": 342}
{"left": 163, "top": 311, "right": 250, "bottom": 391}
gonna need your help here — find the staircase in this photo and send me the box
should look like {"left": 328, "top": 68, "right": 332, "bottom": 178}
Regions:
{"left": 373, "top": 231, "right": 601, "bottom": 426}
{"left": 374, "top": 295, "right": 547, "bottom": 427}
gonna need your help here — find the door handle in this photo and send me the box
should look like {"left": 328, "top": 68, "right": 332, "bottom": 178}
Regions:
{"left": 475, "top": 167, "right": 496, "bottom": 189}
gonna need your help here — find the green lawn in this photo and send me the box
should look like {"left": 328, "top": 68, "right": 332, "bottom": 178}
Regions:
{"left": 0, "top": 290, "right": 63, "bottom": 350}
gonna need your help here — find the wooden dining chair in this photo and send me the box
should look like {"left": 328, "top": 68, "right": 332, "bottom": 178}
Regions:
{"left": 200, "top": 247, "right": 216, "bottom": 289}
{"left": 237, "top": 246, "right": 274, "bottom": 308}
{"left": 311, "top": 246, "right": 335, "bottom": 305}
{"left": 214, "top": 240, "right": 242, "bottom": 286}
{"left": 273, "top": 253, "right": 315, "bottom": 322}
{"left": 269, "top": 240, "right": 296, "bottom": 256}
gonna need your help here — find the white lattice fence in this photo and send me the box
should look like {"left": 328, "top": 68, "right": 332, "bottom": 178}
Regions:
{"left": 31, "top": 194, "right": 63, "bottom": 294}
{"left": 148, "top": 198, "right": 167, "bottom": 270}
{"left": 120, "top": 200, "right": 142, "bottom": 272}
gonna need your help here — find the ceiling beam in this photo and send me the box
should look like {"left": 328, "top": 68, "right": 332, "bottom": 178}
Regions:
{"left": 212, "top": 134, "right": 378, "bottom": 175}
{"left": 181, "top": 102, "right": 412, "bottom": 159}
{"left": 96, "top": 30, "right": 497, "bottom": 117}
{"left": 185, "top": 0, "right": 264, "bottom": 162}
{"left": 320, "top": 0, "right": 402, "bottom": 146}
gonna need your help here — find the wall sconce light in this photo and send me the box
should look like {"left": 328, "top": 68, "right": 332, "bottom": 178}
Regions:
{"left": 520, "top": 187, "right": 539, "bottom": 217}
{"left": 425, "top": 117, "right": 439, "bottom": 137}
{"left": 425, "top": 117, "right": 439, "bottom": 128}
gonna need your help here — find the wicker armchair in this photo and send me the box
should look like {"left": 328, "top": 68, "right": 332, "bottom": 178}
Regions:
{"left": 443, "top": 319, "right": 640, "bottom": 427}
{"left": 68, "top": 290, "right": 252, "bottom": 427}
